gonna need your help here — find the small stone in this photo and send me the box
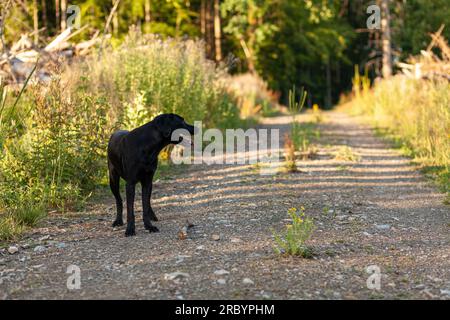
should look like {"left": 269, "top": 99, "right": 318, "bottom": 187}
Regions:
{"left": 242, "top": 278, "right": 254, "bottom": 285}
{"left": 362, "top": 232, "right": 372, "bottom": 237}
{"left": 217, "top": 279, "right": 227, "bottom": 285}
{"left": 231, "top": 238, "right": 242, "bottom": 243}
{"left": 211, "top": 234, "right": 221, "bottom": 241}
{"left": 440, "top": 289, "right": 450, "bottom": 297}
{"left": 33, "top": 245, "right": 46, "bottom": 253}
{"left": 214, "top": 269, "right": 230, "bottom": 276}
{"left": 196, "top": 245, "right": 205, "bottom": 250}
{"left": 260, "top": 291, "right": 271, "bottom": 299}
{"left": 55, "top": 242, "right": 66, "bottom": 249}
{"left": 375, "top": 224, "right": 390, "bottom": 230}
{"left": 8, "top": 246, "right": 19, "bottom": 254}
{"left": 39, "top": 235, "right": 51, "bottom": 241}
{"left": 164, "top": 272, "right": 190, "bottom": 281}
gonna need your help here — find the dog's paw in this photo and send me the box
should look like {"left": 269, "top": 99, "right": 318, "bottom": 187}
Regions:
{"left": 112, "top": 219, "right": 124, "bottom": 227}
{"left": 146, "top": 225, "right": 159, "bottom": 233}
{"left": 150, "top": 215, "right": 159, "bottom": 222}
{"left": 125, "top": 227, "right": 136, "bottom": 237}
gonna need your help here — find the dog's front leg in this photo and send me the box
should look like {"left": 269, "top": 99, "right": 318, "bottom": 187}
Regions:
{"left": 142, "top": 178, "right": 159, "bottom": 232}
{"left": 125, "top": 182, "right": 136, "bottom": 236}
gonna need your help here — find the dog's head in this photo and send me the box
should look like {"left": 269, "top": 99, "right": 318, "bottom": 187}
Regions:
{"left": 153, "top": 113, "right": 196, "bottom": 144}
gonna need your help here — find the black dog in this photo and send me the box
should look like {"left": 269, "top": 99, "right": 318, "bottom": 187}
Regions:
{"left": 107, "top": 113, "right": 195, "bottom": 236}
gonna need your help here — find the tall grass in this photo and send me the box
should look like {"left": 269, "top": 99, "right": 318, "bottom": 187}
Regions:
{"left": 69, "top": 29, "right": 240, "bottom": 130}
{"left": 0, "top": 30, "right": 243, "bottom": 241}
{"left": 343, "top": 71, "right": 450, "bottom": 200}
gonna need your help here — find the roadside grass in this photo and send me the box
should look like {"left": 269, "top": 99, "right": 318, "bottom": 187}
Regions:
{"left": 342, "top": 67, "right": 449, "bottom": 203}
{"left": 0, "top": 216, "right": 24, "bottom": 242}
{"left": 374, "top": 127, "right": 450, "bottom": 204}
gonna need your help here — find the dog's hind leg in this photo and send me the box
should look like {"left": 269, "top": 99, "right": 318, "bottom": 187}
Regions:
{"left": 142, "top": 176, "right": 159, "bottom": 233}
{"left": 125, "top": 182, "right": 137, "bottom": 236}
{"left": 109, "top": 169, "right": 124, "bottom": 227}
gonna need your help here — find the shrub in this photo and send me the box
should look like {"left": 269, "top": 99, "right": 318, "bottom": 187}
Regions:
{"left": 273, "top": 207, "right": 315, "bottom": 257}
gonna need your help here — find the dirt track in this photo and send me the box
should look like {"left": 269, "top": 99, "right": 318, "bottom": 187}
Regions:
{"left": 1, "top": 112, "right": 449, "bottom": 300}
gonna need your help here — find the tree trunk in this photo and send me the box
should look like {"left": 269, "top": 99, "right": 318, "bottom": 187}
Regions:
{"left": 60, "top": 0, "right": 67, "bottom": 30}
{"left": 55, "top": 0, "right": 60, "bottom": 31}
{"left": 381, "top": 0, "right": 392, "bottom": 78}
{"left": 144, "top": 0, "right": 151, "bottom": 23}
{"left": 33, "top": 0, "right": 38, "bottom": 45}
{"left": 205, "top": 0, "right": 215, "bottom": 60}
{"left": 41, "top": 0, "right": 47, "bottom": 33}
{"left": 325, "top": 61, "right": 332, "bottom": 108}
{"left": 200, "top": 0, "right": 206, "bottom": 40}
{"left": 213, "top": 0, "right": 222, "bottom": 62}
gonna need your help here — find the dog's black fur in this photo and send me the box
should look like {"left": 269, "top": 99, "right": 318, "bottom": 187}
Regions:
{"left": 107, "top": 113, "right": 195, "bottom": 236}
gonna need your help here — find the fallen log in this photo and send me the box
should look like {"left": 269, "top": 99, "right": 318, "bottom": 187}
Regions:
{"left": 44, "top": 27, "right": 72, "bottom": 52}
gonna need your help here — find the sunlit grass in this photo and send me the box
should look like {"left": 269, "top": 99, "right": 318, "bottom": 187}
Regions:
{"left": 343, "top": 69, "right": 449, "bottom": 201}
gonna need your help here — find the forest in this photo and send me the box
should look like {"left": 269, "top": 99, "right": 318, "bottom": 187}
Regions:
{"left": 2, "top": 0, "right": 449, "bottom": 105}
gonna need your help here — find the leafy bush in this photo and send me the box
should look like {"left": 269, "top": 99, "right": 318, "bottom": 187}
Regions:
{"left": 273, "top": 207, "right": 315, "bottom": 257}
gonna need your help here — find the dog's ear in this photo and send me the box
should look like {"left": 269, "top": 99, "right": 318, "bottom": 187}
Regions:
{"left": 155, "top": 115, "right": 172, "bottom": 138}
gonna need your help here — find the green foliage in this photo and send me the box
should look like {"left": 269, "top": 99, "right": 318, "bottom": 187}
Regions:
{"left": 255, "top": 0, "right": 353, "bottom": 105}
{"left": 392, "top": 0, "right": 450, "bottom": 58}
{"left": 273, "top": 207, "right": 315, "bottom": 257}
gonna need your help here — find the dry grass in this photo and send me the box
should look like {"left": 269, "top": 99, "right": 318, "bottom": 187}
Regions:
{"left": 342, "top": 32, "right": 450, "bottom": 200}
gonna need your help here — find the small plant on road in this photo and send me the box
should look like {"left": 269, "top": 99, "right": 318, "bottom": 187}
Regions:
{"left": 284, "top": 87, "right": 308, "bottom": 172}
{"left": 334, "top": 146, "right": 361, "bottom": 162}
{"left": 288, "top": 87, "right": 307, "bottom": 151}
{"left": 273, "top": 207, "right": 315, "bottom": 258}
